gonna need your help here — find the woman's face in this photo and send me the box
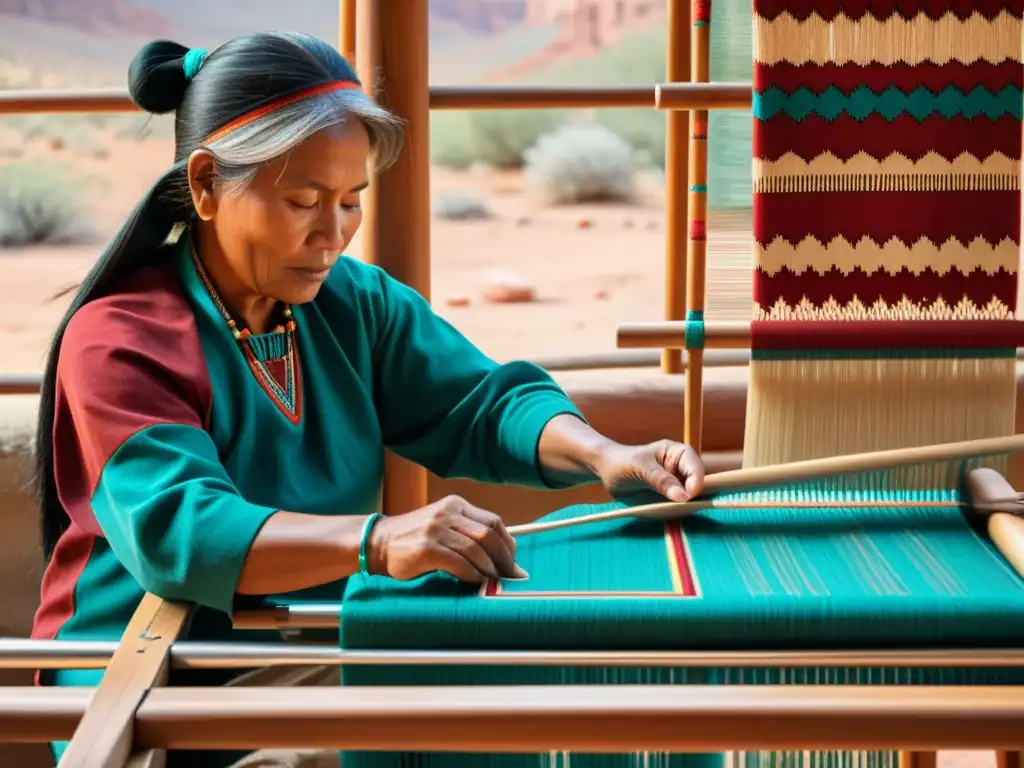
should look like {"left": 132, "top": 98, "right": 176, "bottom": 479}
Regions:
{"left": 191, "top": 119, "right": 370, "bottom": 307}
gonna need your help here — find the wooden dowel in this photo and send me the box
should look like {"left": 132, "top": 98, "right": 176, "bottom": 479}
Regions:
{"left": 507, "top": 497, "right": 1022, "bottom": 537}
{"left": 3, "top": 685, "right": 1024, "bottom": 752}
{"left": 508, "top": 435, "right": 1024, "bottom": 537}
{"left": 657, "top": 82, "right": 753, "bottom": 110}
{"left": 339, "top": 0, "right": 356, "bottom": 63}
{"left": 618, "top": 321, "right": 752, "bottom": 350}
{"left": 125, "top": 685, "right": 1024, "bottom": 752}
{"left": 660, "top": 0, "right": 690, "bottom": 375}
{"left": 0, "top": 84, "right": 754, "bottom": 116}
{"left": 704, "top": 435, "right": 1024, "bottom": 496}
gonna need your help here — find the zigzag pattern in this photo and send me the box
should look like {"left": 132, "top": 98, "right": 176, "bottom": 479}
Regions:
{"left": 754, "top": 11, "right": 1022, "bottom": 66}
{"left": 752, "top": 0, "right": 1024, "bottom": 326}
{"left": 753, "top": 296, "right": 1014, "bottom": 321}
{"left": 755, "top": 234, "right": 1018, "bottom": 276}
{"left": 753, "top": 151, "right": 1021, "bottom": 193}
{"left": 754, "top": 86, "right": 1022, "bottom": 122}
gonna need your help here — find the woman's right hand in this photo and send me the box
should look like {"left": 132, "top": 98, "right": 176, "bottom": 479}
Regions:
{"left": 367, "top": 496, "right": 527, "bottom": 583}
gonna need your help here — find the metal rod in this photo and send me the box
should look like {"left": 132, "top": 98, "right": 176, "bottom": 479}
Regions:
{"left": 9, "top": 638, "right": 1024, "bottom": 671}
{"left": 0, "top": 84, "right": 753, "bottom": 116}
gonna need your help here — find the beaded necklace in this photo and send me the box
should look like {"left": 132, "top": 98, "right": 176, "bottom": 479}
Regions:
{"left": 189, "top": 241, "right": 303, "bottom": 423}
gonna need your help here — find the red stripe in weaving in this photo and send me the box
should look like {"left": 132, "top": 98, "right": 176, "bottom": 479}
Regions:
{"left": 667, "top": 524, "right": 698, "bottom": 597}
{"left": 754, "top": 266, "right": 1017, "bottom": 312}
{"left": 753, "top": 191, "right": 1019, "bottom": 245}
{"left": 754, "top": 0, "right": 1022, "bottom": 21}
{"left": 693, "top": 0, "right": 712, "bottom": 22}
{"left": 754, "top": 62, "right": 1024, "bottom": 96}
{"left": 754, "top": 114, "right": 1023, "bottom": 162}
{"left": 690, "top": 221, "right": 707, "bottom": 240}
{"left": 750, "top": 320, "right": 1024, "bottom": 350}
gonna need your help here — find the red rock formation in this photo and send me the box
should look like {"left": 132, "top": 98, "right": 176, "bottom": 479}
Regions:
{"left": 0, "top": 0, "right": 171, "bottom": 36}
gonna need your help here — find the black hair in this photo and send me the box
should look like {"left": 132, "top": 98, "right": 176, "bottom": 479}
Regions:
{"left": 37, "top": 32, "right": 370, "bottom": 557}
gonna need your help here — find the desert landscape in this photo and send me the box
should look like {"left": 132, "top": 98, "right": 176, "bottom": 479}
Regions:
{"left": 0, "top": 0, "right": 756, "bottom": 375}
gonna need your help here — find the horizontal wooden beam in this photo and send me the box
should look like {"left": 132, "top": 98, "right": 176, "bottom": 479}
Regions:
{"left": 0, "top": 84, "right": 753, "bottom": 116}
{"left": 4, "top": 684, "right": 1024, "bottom": 752}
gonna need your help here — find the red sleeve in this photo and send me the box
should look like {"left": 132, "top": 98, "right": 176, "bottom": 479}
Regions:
{"left": 52, "top": 265, "right": 214, "bottom": 537}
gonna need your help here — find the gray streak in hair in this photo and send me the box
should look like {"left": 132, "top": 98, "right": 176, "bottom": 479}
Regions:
{"left": 205, "top": 89, "right": 405, "bottom": 194}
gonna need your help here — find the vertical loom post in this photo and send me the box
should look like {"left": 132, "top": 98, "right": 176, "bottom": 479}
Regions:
{"left": 355, "top": 0, "right": 432, "bottom": 515}
{"left": 662, "top": 0, "right": 691, "bottom": 375}
{"left": 683, "top": 0, "right": 710, "bottom": 451}
{"left": 339, "top": 0, "right": 356, "bottom": 63}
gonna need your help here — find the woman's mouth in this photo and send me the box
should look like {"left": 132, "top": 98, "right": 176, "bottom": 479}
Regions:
{"left": 291, "top": 266, "right": 332, "bottom": 282}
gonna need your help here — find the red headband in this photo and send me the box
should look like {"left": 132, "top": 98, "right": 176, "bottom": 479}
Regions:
{"left": 204, "top": 80, "right": 362, "bottom": 144}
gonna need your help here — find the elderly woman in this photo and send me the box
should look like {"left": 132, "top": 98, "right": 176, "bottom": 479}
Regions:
{"left": 31, "top": 32, "right": 703, "bottom": 768}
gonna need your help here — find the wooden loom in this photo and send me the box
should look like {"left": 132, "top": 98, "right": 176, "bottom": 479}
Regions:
{"left": 1, "top": 0, "right": 1024, "bottom": 767}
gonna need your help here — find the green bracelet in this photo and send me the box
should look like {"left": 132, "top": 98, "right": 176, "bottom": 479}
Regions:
{"left": 358, "top": 513, "right": 384, "bottom": 574}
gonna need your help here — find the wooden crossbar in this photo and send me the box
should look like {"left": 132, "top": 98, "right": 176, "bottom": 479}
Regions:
{"left": 2, "top": 685, "right": 1024, "bottom": 752}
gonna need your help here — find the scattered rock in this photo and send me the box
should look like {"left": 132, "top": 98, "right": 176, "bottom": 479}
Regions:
{"left": 576, "top": 218, "right": 593, "bottom": 230}
{"left": 594, "top": 289, "right": 610, "bottom": 300}
{"left": 516, "top": 216, "right": 531, "bottom": 227}
{"left": 445, "top": 296, "right": 471, "bottom": 308}
{"left": 482, "top": 270, "right": 536, "bottom": 304}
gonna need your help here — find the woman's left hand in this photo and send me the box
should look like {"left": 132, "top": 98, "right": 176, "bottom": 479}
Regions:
{"left": 592, "top": 440, "right": 704, "bottom": 503}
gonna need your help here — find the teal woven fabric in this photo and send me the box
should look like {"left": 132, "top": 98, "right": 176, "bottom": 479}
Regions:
{"left": 338, "top": 497, "right": 1024, "bottom": 767}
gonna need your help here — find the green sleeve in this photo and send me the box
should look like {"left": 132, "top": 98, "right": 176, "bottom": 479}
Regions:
{"left": 91, "top": 423, "right": 279, "bottom": 615}
{"left": 367, "top": 268, "right": 585, "bottom": 488}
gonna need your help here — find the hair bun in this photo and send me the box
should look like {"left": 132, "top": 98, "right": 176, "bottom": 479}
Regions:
{"left": 128, "top": 39, "right": 192, "bottom": 115}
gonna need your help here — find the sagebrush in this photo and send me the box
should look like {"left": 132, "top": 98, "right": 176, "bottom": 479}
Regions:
{"left": 0, "top": 162, "right": 92, "bottom": 247}
{"left": 523, "top": 123, "right": 635, "bottom": 205}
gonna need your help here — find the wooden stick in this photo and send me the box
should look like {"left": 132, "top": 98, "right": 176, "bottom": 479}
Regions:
{"left": 509, "top": 435, "right": 1024, "bottom": 537}
{"left": 509, "top": 498, "right": 1023, "bottom": 537}
{"left": 57, "top": 594, "right": 190, "bottom": 768}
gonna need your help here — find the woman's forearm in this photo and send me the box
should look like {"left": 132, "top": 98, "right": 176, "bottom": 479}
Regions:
{"left": 236, "top": 510, "right": 379, "bottom": 595}
{"left": 536, "top": 413, "right": 617, "bottom": 486}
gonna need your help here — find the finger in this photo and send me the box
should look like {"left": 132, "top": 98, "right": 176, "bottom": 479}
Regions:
{"left": 659, "top": 441, "right": 705, "bottom": 500}
{"left": 459, "top": 504, "right": 517, "bottom": 558}
{"left": 438, "top": 527, "right": 501, "bottom": 581}
{"left": 427, "top": 542, "right": 487, "bottom": 583}
{"left": 678, "top": 444, "right": 705, "bottom": 498}
{"left": 452, "top": 516, "right": 519, "bottom": 578}
{"left": 648, "top": 464, "right": 689, "bottom": 502}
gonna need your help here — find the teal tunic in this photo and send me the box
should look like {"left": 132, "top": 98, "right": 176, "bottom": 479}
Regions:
{"left": 33, "top": 242, "right": 584, "bottom": 766}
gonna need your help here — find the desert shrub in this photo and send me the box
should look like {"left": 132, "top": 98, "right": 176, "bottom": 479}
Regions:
{"left": 433, "top": 191, "right": 494, "bottom": 220}
{"left": 0, "top": 162, "right": 92, "bottom": 247}
{"left": 430, "top": 108, "right": 566, "bottom": 170}
{"left": 523, "top": 123, "right": 635, "bottom": 205}
{"left": 521, "top": 5, "right": 754, "bottom": 209}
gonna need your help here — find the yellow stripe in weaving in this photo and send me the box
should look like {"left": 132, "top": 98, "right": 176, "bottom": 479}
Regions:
{"left": 756, "top": 235, "right": 1019, "bottom": 278}
{"left": 753, "top": 295, "right": 1014, "bottom": 321}
{"left": 665, "top": 524, "right": 684, "bottom": 595}
{"left": 753, "top": 10, "right": 1023, "bottom": 66}
{"left": 753, "top": 152, "right": 1022, "bottom": 194}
